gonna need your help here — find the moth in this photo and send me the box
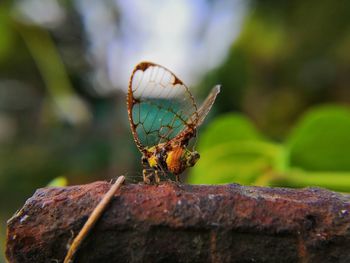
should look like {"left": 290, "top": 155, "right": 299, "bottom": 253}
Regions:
{"left": 127, "top": 62, "right": 220, "bottom": 183}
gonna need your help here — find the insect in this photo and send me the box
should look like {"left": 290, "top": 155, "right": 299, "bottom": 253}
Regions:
{"left": 127, "top": 62, "right": 220, "bottom": 184}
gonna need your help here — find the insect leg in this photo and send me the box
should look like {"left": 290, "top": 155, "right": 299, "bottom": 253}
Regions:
{"left": 141, "top": 154, "right": 155, "bottom": 184}
{"left": 143, "top": 169, "right": 153, "bottom": 184}
{"left": 175, "top": 174, "right": 181, "bottom": 183}
{"left": 154, "top": 170, "right": 161, "bottom": 184}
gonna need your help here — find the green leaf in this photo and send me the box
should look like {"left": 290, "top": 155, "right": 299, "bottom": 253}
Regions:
{"left": 269, "top": 169, "right": 350, "bottom": 192}
{"left": 189, "top": 113, "right": 284, "bottom": 185}
{"left": 189, "top": 141, "right": 283, "bottom": 185}
{"left": 287, "top": 105, "right": 350, "bottom": 171}
{"left": 198, "top": 113, "right": 262, "bottom": 150}
{"left": 47, "top": 176, "right": 68, "bottom": 187}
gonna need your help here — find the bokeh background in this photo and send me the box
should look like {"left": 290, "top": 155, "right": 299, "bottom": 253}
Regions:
{"left": 1, "top": 0, "right": 350, "bottom": 260}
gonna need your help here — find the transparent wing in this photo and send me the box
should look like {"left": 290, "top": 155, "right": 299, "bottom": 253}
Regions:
{"left": 170, "top": 85, "right": 220, "bottom": 145}
{"left": 192, "top": 85, "right": 220, "bottom": 126}
{"left": 127, "top": 62, "right": 198, "bottom": 151}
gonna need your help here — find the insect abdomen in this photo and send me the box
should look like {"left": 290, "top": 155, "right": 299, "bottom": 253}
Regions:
{"left": 166, "top": 147, "right": 184, "bottom": 175}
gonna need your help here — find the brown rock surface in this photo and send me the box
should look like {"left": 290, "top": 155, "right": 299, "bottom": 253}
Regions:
{"left": 6, "top": 181, "right": 350, "bottom": 262}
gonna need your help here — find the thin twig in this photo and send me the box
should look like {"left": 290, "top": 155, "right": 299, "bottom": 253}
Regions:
{"left": 63, "top": 176, "right": 125, "bottom": 263}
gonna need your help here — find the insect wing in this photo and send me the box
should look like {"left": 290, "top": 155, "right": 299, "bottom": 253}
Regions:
{"left": 127, "top": 62, "right": 198, "bottom": 151}
{"left": 170, "top": 85, "right": 220, "bottom": 144}
{"left": 193, "top": 85, "right": 220, "bottom": 126}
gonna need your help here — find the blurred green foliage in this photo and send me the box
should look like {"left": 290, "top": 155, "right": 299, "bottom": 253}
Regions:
{"left": 189, "top": 105, "right": 350, "bottom": 192}
{"left": 0, "top": 5, "right": 14, "bottom": 60}
{"left": 200, "top": 0, "right": 350, "bottom": 139}
{"left": 198, "top": 114, "right": 262, "bottom": 149}
{"left": 188, "top": 113, "right": 284, "bottom": 185}
{"left": 287, "top": 106, "right": 350, "bottom": 171}
{"left": 47, "top": 176, "right": 68, "bottom": 187}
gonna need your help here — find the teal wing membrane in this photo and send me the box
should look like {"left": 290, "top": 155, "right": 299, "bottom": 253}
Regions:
{"left": 128, "top": 62, "right": 198, "bottom": 149}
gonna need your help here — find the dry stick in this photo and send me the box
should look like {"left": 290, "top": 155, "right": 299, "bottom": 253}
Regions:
{"left": 63, "top": 176, "right": 125, "bottom": 263}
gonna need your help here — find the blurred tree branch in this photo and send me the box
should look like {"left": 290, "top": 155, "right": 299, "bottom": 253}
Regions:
{"left": 15, "top": 22, "right": 90, "bottom": 125}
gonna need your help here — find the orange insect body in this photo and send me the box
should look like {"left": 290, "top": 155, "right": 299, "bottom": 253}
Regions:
{"left": 166, "top": 146, "right": 185, "bottom": 174}
{"left": 127, "top": 62, "right": 220, "bottom": 184}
